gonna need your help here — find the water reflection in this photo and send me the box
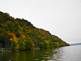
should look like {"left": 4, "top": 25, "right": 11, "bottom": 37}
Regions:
{"left": 0, "top": 49, "right": 55, "bottom": 61}
{"left": 0, "top": 51, "right": 11, "bottom": 61}
{"left": 58, "top": 45, "right": 81, "bottom": 61}
{"left": 50, "top": 45, "right": 81, "bottom": 61}
{"left": 1, "top": 45, "right": 81, "bottom": 61}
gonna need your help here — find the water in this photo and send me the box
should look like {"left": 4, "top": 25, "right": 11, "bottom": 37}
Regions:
{"left": 0, "top": 45, "right": 81, "bottom": 61}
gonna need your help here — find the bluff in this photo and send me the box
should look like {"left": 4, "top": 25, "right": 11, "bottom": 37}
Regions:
{"left": 0, "top": 11, "right": 69, "bottom": 50}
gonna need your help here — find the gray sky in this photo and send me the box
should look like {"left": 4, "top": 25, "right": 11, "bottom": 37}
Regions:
{"left": 0, "top": 0, "right": 81, "bottom": 44}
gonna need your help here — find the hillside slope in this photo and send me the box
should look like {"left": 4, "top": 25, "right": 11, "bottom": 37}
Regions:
{"left": 0, "top": 11, "right": 69, "bottom": 50}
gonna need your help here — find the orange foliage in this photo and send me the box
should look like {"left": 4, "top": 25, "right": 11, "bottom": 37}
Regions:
{"left": 8, "top": 32, "right": 17, "bottom": 43}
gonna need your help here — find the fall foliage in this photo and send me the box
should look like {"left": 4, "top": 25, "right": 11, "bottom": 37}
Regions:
{"left": 0, "top": 11, "right": 69, "bottom": 50}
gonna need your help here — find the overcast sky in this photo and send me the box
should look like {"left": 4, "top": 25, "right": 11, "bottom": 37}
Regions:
{"left": 0, "top": 0, "right": 81, "bottom": 44}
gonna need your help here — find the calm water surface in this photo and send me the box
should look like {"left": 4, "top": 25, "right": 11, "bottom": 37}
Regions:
{"left": 0, "top": 45, "right": 81, "bottom": 61}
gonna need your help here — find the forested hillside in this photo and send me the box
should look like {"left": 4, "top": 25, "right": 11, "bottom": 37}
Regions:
{"left": 0, "top": 11, "right": 69, "bottom": 50}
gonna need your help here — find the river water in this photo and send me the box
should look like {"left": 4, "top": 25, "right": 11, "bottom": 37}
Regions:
{"left": 0, "top": 45, "right": 81, "bottom": 61}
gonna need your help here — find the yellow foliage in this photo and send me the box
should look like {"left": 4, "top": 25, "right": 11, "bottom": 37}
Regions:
{"left": 16, "top": 44, "right": 19, "bottom": 49}
{"left": 20, "top": 34, "right": 26, "bottom": 39}
{"left": 8, "top": 32, "right": 17, "bottom": 43}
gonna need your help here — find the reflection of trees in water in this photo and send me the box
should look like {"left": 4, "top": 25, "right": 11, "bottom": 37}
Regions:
{"left": 0, "top": 51, "right": 12, "bottom": 61}
{"left": 0, "top": 49, "right": 56, "bottom": 61}
{"left": 50, "top": 48, "right": 63, "bottom": 61}
{"left": 2, "top": 49, "right": 54, "bottom": 61}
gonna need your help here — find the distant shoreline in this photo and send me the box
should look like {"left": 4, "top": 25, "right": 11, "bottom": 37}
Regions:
{"left": 70, "top": 43, "right": 81, "bottom": 46}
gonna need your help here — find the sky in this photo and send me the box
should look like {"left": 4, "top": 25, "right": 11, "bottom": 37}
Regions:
{"left": 0, "top": 0, "right": 81, "bottom": 44}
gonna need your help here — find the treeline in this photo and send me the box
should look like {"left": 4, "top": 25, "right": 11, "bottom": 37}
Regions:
{"left": 0, "top": 11, "right": 69, "bottom": 50}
